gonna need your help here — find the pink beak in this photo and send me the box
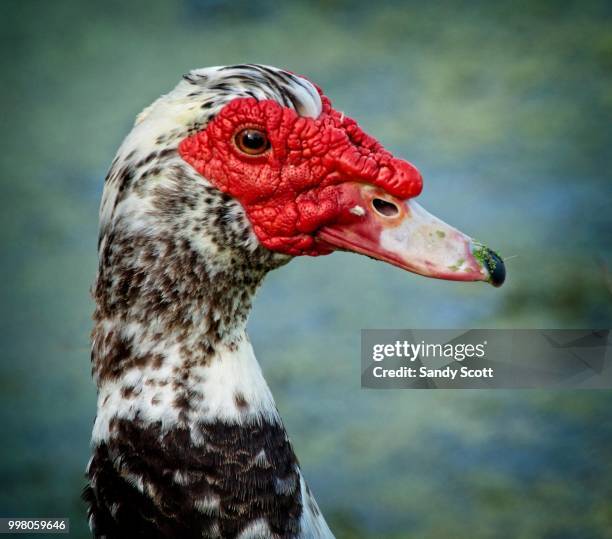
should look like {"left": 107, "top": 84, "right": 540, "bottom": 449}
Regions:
{"left": 316, "top": 183, "right": 505, "bottom": 286}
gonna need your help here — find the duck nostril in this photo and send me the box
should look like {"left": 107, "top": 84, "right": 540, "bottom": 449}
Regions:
{"left": 372, "top": 198, "right": 400, "bottom": 218}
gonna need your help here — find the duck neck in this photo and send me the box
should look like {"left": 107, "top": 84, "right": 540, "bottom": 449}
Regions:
{"left": 91, "top": 225, "right": 282, "bottom": 444}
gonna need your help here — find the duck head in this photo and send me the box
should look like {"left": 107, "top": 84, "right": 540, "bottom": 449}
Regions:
{"left": 101, "top": 64, "right": 504, "bottom": 297}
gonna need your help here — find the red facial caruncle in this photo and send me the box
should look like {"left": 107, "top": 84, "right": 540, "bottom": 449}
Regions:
{"left": 178, "top": 95, "right": 422, "bottom": 256}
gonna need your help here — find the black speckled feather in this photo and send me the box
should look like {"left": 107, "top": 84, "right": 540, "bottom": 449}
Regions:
{"left": 84, "top": 419, "right": 302, "bottom": 538}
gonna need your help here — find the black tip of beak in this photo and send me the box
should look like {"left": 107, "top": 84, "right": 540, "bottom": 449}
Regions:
{"left": 485, "top": 248, "right": 506, "bottom": 287}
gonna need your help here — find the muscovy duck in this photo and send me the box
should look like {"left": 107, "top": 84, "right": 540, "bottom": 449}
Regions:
{"left": 84, "top": 64, "right": 505, "bottom": 539}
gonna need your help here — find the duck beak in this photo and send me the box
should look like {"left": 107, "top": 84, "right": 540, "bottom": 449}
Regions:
{"left": 316, "top": 182, "right": 505, "bottom": 286}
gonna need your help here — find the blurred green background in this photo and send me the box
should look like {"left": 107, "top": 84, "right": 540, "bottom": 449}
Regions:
{"left": 1, "top": 0, "right": 611, "bottom": 537}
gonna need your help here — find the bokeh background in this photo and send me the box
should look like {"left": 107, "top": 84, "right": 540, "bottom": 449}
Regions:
{"left": 1, "top": 1, "right": 611, "bottom": 537}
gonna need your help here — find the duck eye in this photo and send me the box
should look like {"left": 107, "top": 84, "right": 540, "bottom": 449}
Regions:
{"left": 234, "top": 128, "right": 270, "bottom": 156}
